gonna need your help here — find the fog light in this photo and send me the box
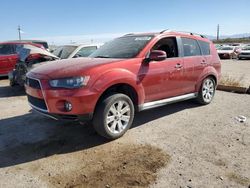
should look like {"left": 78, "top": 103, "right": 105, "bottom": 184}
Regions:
{"left": 64, "top": 101, "right": 72, "bottom": 112}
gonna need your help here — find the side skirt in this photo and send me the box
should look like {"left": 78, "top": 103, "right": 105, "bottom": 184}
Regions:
{"left": 139, "top": 93, "right": 197, "bottom": 111}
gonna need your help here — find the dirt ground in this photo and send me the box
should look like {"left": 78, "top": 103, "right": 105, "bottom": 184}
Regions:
{"left": 221, "top": 59, "right": 250, "bottom": 87}
{"left": 0, "top": 65, "right": 250, "bottom": 187}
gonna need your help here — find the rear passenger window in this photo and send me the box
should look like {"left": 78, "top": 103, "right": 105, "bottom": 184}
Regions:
{"left": 181, "top": 38, "right": 201, "bottom": 57}
{"left": 198, "top": 40, "right": 210, "bottom": 55}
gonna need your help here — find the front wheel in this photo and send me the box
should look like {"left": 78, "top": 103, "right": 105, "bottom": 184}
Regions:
{"left": 93, "top": 93, "right": 134, "bottom": 139}
{"left": 196, "top": 77, "right": 216, "bottom": 105}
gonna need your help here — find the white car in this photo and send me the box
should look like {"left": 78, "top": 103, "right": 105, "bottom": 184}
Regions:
{"left": 238, "top": 46, "right": 250, "bottom": 60}
{"left": 217, "top": 46, "right": 239, "bottom": 59}
{"left": 52, "top": 44, "right": 103, "bottom": 59}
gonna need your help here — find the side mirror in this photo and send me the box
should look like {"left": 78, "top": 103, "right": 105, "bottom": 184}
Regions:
{"left": 148, "top": 50, "right": 167, "bottom": 61}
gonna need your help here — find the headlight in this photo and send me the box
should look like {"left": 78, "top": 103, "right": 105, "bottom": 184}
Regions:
{"left": 49, "top": 76, "right": 90, "bottom": 89}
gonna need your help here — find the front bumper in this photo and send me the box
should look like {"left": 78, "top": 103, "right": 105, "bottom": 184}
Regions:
{"left": 25, "top": 76, "right": 99, "bottom": 121}
{"left": 32, "top": 107, "right": 93, "bottom": 122}
{"left": 238, "top": 54, "right": 250, "bottom": 59}
{"left": 218, "top": 53, "right": 231, "bottom": 59}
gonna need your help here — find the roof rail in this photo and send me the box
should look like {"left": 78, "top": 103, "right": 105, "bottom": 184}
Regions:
{"left": 160, "top": 29, "right": 170, "bottom": 34}
{"left": 160, "top": 29, "right": 207, "bottom": 38}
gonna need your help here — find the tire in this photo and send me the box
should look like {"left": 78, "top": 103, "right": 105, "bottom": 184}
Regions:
{"left": 93, "top": 93, "right": 135, "bottom": 139}
{"left": 196, "top": 77, "right": 216, "bottom": 105}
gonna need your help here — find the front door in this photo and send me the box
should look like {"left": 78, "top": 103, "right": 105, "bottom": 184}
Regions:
{"left": 138, "top": 37, "right": 185, "bottom": 102}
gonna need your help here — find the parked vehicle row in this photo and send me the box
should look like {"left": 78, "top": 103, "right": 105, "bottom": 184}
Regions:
{"left": 215, "top": 43, "right": 250, "bottom": 60}
{"left": 25, "top": 30, "right": 221, "bottom": 139}
{"left": 0, "top": 40, "right": 102, "bottom": 87}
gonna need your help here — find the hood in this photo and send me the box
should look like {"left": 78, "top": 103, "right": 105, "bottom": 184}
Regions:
{"left": 217, "top": 50, "right": 234, "bottom": 54}
{"left": 30, "top": 57, "right": 125, "bottom": 79}
{"left": 240, "top": 50, "right": 250, "bottom": 53}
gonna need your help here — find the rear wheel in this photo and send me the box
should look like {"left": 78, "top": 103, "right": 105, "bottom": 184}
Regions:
{"left": 93, "top": 93, "right": 134, "bottom": 139}
{"left": 196, "top": 77, "right": 215, "bottom": 105}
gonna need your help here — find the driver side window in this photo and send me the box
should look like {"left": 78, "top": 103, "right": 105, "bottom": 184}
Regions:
{"left": 152, "top": 37, "right": 179, "bottom": 58}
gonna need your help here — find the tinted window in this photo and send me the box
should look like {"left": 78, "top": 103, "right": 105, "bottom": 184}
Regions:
{"left": 181, "top": 38, "right": 201, "bottom": 57}
{"left": 198, "top": 41, "right": 210, "bottom": 55}
{"left": 33, "top": 42, "right": 49, "bottom": 49}
{"left": 90, "top": 35, "right": 153, "bottom": 59}
{"left": 0, "top": 44, "right": 15, "bottom": 55}
{"left": 152, "top": 37, "right": 178, "bottom": 58}
{"left": 76, "top": 46, "right": 97, "bottom": 57}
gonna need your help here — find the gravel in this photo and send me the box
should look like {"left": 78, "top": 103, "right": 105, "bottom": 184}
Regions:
{"left": 221, "top": 59, "right": 250, "bottom": 87}
{"left": 0, "top": 78, "right": 249, "bottom": 188}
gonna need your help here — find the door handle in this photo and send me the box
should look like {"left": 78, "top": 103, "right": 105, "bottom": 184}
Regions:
{"left": 175, "top": 63, "right": 183, "bottom": 69}
{"left": 201, "top": 60, "right": 207, "bottom": 64}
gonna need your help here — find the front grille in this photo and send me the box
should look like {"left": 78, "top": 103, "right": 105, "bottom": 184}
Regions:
{"left": 27, "top": 95, "right": 47, "bottom": 111}
{"left": 26, "top": 77, "right": 41, "bottom": 89}
{"left": 241, "top": 53, "right": 250, "bottom": 55}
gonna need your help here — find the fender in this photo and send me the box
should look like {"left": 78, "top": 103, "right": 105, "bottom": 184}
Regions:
{"left": 90, "top": 68, "right": 145, "bottom": 105}
{"left": 195, "top": 66, "right": 219, "bottom": 92}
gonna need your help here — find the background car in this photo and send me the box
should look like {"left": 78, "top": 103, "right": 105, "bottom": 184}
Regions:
{"left": 7, "top": 40, "right": 49, "bottom": 51}
{"left": 52, "top": 44, "right": 103, "bottom": 59}
{"left": 238, "top": 46, "right": 250, "bottom": 59}
{"left": 9, "top": 44, "right": 59, "bottom": 86}
{"left": 217, "top": 46, "right": 239, "bottom": 59}
{"left": 0, "top": 42, "right": 43, "bottom": 76}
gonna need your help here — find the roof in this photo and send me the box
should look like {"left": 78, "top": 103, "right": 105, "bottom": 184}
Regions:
{"left": 122, "top": 30, "right": 209, "bottom": 41}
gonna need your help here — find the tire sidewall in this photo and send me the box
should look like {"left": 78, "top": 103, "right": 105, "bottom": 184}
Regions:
{"left": 96, "top": 94, "right": 134, "bottom": 139}
{"left": 200, "top": 77, "right": 215, "bottom": 104}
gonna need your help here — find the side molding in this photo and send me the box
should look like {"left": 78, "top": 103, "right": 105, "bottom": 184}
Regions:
{"left": 139, "top": 93, "right": 197, "bottom": 111}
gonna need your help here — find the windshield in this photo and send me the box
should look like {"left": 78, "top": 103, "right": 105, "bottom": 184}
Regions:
{"left": 33, "top": 42, "right": 49, "bottom": 49}
{"left": 220, "top": 47, "right": 234, "bottom": 50}
{"left": 89, "top": 35, "right": 153, "bottom": 59}
{"left": 53, "top": 45, "right": 77, "bottom": 59}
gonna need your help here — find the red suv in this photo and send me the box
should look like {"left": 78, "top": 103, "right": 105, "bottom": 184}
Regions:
{"left": 0, "top": 42, "right": 43, "bottom": 76}
{"left": 25, "top": 30, "right": 221, "bottom": 139}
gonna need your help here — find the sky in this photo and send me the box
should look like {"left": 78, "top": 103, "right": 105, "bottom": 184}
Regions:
{"left": 0, "top": 0, "right": 250, "bottom": 44}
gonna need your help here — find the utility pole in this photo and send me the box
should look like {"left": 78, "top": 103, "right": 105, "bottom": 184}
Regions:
{"left": 18, "top": 25, "right": 21, "bottom": 40}
{"left": 217, "top": 24, "right": 220, "bottom": 41}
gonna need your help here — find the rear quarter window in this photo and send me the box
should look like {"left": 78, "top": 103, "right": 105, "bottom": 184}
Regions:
{"left": 198, "top": 40, "right": 210, "bottom": 55}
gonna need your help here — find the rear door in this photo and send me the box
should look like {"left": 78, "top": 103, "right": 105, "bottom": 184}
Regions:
{"left": 0, "top": 44, "right": 17, "bottom": 75}
{"left": 181, "top": 37, "right": 205, "bottom": 93}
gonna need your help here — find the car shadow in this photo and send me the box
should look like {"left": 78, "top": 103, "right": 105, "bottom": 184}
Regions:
{"left": 0, "top": 100, "right": 199, "bottom": 168}
{"left": 0, "top": 85, "right": 26, "bottom": 98}
{"left": 0, "top": 77, "right": 26, "bottom": 97}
